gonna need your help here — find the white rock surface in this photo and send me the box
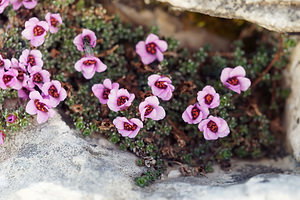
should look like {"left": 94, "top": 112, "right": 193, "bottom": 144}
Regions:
{"left": 157, "top": 0, "right": 300, "bottom": 32}
{"left": 0, "top": 114, "right": 143, "bottom": 200}
{"left": 285, "top": 42, "right": 300, "bottom": 162}
{"left": 1, "top": 113, "right": 300, "bottom": 199}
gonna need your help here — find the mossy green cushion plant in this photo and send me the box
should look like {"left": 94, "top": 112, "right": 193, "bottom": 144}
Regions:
{"left": 0, "top": 0, "right": 294, "bottom": 187}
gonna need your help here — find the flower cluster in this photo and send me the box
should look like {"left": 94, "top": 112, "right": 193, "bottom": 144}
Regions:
{"left": 22, "top": 13, "right": 62, "bottom": 47}
{"left": 182, "top": 66, "right": 251, "bottom": 140}
{"left": 86, "top": 34, "right": 172, "bottom": 138}
{"left": 0, "top": 49, "right": 67, "bottom": 124}
{"left": 0, "top": 0, "right": 37, "bottom": 14}
{"left": 73, "top": 29, "right": 107, "bottom": 79}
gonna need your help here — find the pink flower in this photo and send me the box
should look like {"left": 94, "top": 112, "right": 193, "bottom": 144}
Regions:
{"left": 10, "top": 0, "right": 37, "bottom": 10}
{"left": 11, "top": 58, "right": 29, "bottom": 89}
{"left": 28, "top": 66, "right": 50, "bottom": 89}
{"left": 139, "top": 96, "right": 166, "bottom": 121}
{"left": 6, "top": 114, "right": 17, "bottom": 123}
{"left": 182, "top": 103, "right": 209, "bottom": 124}
{"left": 74, "top": 56, "right": 107, "bottom": 79}
{"left": 25, "top": 91, "right": 55, "bottom": 124}
{"left": 113, "top": 117, "right": 143, "bottom": 138}
{"left": 197, "top": 85, "right": 220, "bottom": 109}
{"left": 0, "top": 130, "right": 6, "bottom": 145}
{"left": 220, "top": 66, "right": 251, "bottom": 94}
{"left": 0, "top": 68, "right": 18, "bottom": 90}
{"left": 45, "top": 13, "right": 62, "bottom": 34}
{"left": 0, "top": 0, "right": 9, "bottom": 14}
{"left": 0, "top": 54, "right": 11, "bottom": 70}
{"left": 92, "top": 78, "right": 119, "bottom": 104}
{"left": 198, "top": 116, "right": 230, "bottom": 140}
{"left": 136, "top": 33, "right": 168, "bottom": 65}
{"left": 73, "top": 29, "right": 97, "bottom": 52}
{"left": 19, "top": 49, "right": 43, "bottom": 72}
{"left": 41, "top": 80, "right": 67, "bottom": 107}
{"left": 21, "top": 17, "right": 49, "bottom": 47}
{"left": 148, "top": 74, "right": 174, "bottom": 101}
{"left": 107, "top": 88, "right": 135, "bottom": 112}
{"left": 18, "top": 86, "right": 34, "bottom": 99}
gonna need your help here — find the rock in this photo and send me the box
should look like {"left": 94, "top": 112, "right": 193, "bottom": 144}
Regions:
{"left": 0, "top": 113, "right": 143, "bottom": 200}
{"left": 1, "top": 112, "right": 300, "bottom": 199}
{"left": 146, "top": 174, "right": 300, "bottom": 200}
{"left": 285, "top": 42, "right": 300, "bottom": 162}
{"left": 156, "top": 0, "right": 300, "bottom": 32}
{"left": 103, "top": 1, "right": 231, "bottom": 51}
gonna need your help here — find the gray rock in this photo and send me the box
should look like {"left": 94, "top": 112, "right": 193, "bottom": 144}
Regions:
{"left": 285, "top": 42, "right": 300, "bottom": 162}
{"left": 0, "top": 113, "right": 143, "bottom": 200}
{"left": 156, "top": 0, "right": 300, "bottom": 32}
{"left": 1, "top": 112, "right": 300, "bottom": 199}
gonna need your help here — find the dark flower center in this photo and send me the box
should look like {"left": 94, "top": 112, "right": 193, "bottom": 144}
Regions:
{"left": 207, "top": 120, "right": 218, "bottom": 133}
{"left": 27, "top": 55, "right": 36, "bottom": 66}
{"left": 0, "top": 59, "right": 4, "bottom": 68}
{"left": 144, "top": 105, "right": 154, "bottom": 116}
{"left": 124, "top": 122, "right": 137, "bottom": 131}
{"left": 34, "top": 99, "right": 48, "bottom": 112}
{"left": 83, "top": 59, "right": 96, "bottom": 66}
{"left": 33, "top": 25, "right": 45, "bottom": 36}
{"left": 48, "top": 85, "right": 59, "bottom": 98}
{"left": 204, "top": 94, "right": 214, "bottom": 105}
{"left": 3, "top": 75, "right": 13, "bottom": 84}
{"left": 50, "top": 17, "right": 59, "bottom": 27}
{"left": 83, "top": 36, "right": 91, "bottom": 44}
{"left": 154, "top": 81, "right": 167, "bottom": 89}
{"left": 191, "top": 106, "right": 200, "bottom": 120}
{"left": 22, "top": 87, "right": 30, "bottom": 95}
{"left": 227, "top": 77, "right": 239, "bottom": 86}
{"left": 7, "top": 115, "right": 17, "bottom": 123}
{"left": 146, "top": 42, "right": 157, "bottom": 55}
{"left": 17, "top": 69, "right": 24, "bottom": 82}
{"left": 33, "top": 73, "right": 43, "bottom": 83}
{"left": 102, "top": 88, "right": 110, "bottom": 99}
{"left": 117, "top": 96, "right": 129, "bottom": 106}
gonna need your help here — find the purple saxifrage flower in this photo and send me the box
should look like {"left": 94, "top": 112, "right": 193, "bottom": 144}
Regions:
{"left": 73, "top": 29, "right": 97, "bottom": 51}
{"left": 6, "top": 114, "right": 17, "bottom": 123}
{"left": 22, "top": 17, "right": 49, "bottom": 47}
{"left": 139, "top": 96, "right": 166, "bottom": 121}
{"left": 107, "top": 88, "right": 135, "bottom": 112}
{"left": 41, "top": 80, "right": 67, "bottom": 107}
{"left": 10, "top": 0, "right": 37, "bottom": 10}
{"left": 0, "top": 130, "right": 6, "bottom": 146}
{"left": 136, "top": 33, "right": 168, "bottom": 65}
{"left": 45, "top": 12, "right": 62, "bottom": 34}
{"left": 92, "top": 78, "right": 119, "bottom": 104}
{"left": 18, "top": 86, "right": 34, "bottom": 99}
{"left": 113, "top": 117, "right": 143, "bottom": 138}
{"left": 19, "top": 49, "right": 43, "bottom": 72}
{"left": 28, "top": 66, "right": 50, "bottom": 89}
{"left": 0, "top": 0, "right": 9, "bottom": 14}
{"left": 198, "top": 116, "right": 230, "bottom": 140}
{"left": 0, "top": 54, "right": 11, "bottom": 70}
{"left": 74, "top": 56, "right": 107, "bottom": 79}
{"left": 11, "top": 58, "right": 29, "bottom": 89}
{"left": 0, "top": 68, "right": 18, "bottom": 90}
{"left": 197, "top": 85, "right": 220, "bottom": 109}
{"left": 148, "top": 74, "right": 174, "bottom": 101}
{"left": 25, "top": 91, "right": 55, "bottom": 124}
{"left": 220, "top": 66, "right": 251, "bottom": 94}
{"left": 182, "top": 103, "right": 209, "bottom": 124}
